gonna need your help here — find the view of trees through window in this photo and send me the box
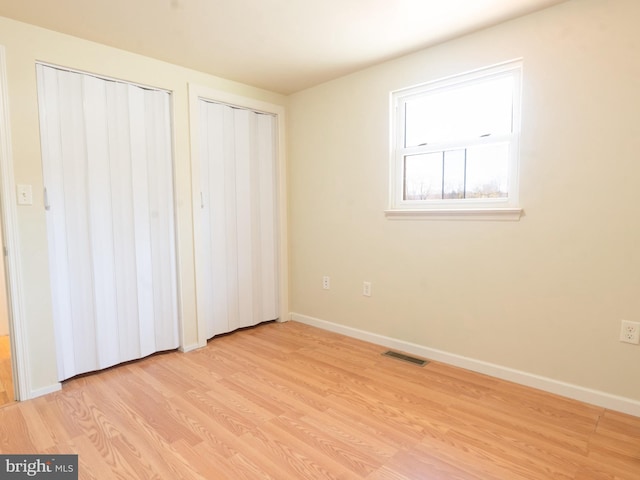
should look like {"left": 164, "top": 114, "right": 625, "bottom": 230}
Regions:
{"left": 403, "top": 143, "right": 509, "bottom": 200}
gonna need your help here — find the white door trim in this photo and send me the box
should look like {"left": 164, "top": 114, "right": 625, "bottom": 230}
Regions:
{"left": 0, "top": 45, "right": 29, "bottom": 401}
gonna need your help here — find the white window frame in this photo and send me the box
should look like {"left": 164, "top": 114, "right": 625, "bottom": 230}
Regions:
{"left": 387, "top": 60, "right": 523, "bottom": 220}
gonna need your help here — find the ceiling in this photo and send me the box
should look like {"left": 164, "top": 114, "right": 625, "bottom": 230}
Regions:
{"left": 0, "top": 0, "right": 567, "bottom": 94}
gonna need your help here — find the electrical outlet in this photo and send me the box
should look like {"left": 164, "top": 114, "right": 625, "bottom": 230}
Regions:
{"left": 322, "top": 276, "right": 330, "bottom": 290}
{"left": 620, "top": 320, "right": 640, "bottom": 345}
{"left": 363, "top": 281, "right": 371, "bottom": 297}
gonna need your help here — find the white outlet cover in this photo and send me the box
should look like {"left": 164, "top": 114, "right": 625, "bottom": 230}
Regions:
{"left": 620, "top": 320, "right": 640, "bottom": 345}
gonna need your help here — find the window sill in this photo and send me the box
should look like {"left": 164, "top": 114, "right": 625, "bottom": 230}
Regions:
{"left": 384, "top": 207, "right": 523, "bottom": 221}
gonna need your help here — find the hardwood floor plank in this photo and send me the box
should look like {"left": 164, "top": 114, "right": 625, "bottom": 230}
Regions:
{"left": 300, "top": 408, "right": 399, "bottom": 461}
{"left": 365, "top": 465, "right": 420, "bottom": 480}
{"left": 113, "top": 365, "right": 203, "bottom": 446}
{"left": 317, "top": 403, "right": 421, "bottom": 452}
{"left": 183, "top": 388, "right": 256, "bottom": 437}
{"left": 575, "top": 449, "right": 640, "bottom": 480}
{"left": 253, "top": 417, "right": 353, "bottom": 480}
{"left": 592, "top": 410, "right": 640, "bottom": 457}
{"left": 447, "top": 402, "right": 591, "bottom": 455}
{"left": 0, "top": 406, "right": 37, "bottom": 453}
{"left": 235, "top": 361, "right": 333, "bottom": 413}
{"left": 443, "top": 427, "right": 580, "bottom": 479}
{"left": 383, "top": 448, "right": 487, "bottom": 480}
{"left": 205, "top": 380, "right": 279, "bottom": 426}
{"left": 133, "top": 353, "right": 213, "bottom": 397}
{"left": 326, "top": 383, "right": 440, "bottom": 439}
{"left": 411, "top": 432, "right": 540, "bottom": 480}
{"left": 215, "top": 377, "right": 287, "bottom": 417}
{"left": 15, "top": 400, "right": 58, "bottom": 451}
{"left": 273, "top": 413, "right": 382, "bottom": 477}
{"left": 238, "top": 427, "right": 333, "bottom": 480}
{"left": 229, "top": 370, "right": 330, "bottom": 418}
{"left": 172, "top": 439, "right": 241, "bottom": 479}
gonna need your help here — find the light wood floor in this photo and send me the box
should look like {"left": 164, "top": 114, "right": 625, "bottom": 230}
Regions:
{"left": 0, "top": 321, "right": 638, "bottom": 479}
{"left": 0, "top": 334, "right": 14, "bottom": 405}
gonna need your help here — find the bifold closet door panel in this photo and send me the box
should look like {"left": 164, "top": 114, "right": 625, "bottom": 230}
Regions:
{"left": 199, "top": 102, "right": 234, "bottom": 337}
{"left": 198, "top": 100, "right": 279, "bottom": 339}
{"left": 37, "top": 65, "right": 179, "bottom": 381}
{"left": 128, "top": 86, "right": 179, "bottom": 357}
{"left": 255, "top": 112, "right": 278, "bottom": 322}
{"left": 39, "top": 67, "right": 94, "bottom": 379}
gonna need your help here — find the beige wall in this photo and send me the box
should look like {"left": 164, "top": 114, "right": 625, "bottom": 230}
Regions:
{"left": 288, "top": 0, "right": 640, "bottom": 402}
{"left": 0, "top": 16, "right": 286, "bottom": 395}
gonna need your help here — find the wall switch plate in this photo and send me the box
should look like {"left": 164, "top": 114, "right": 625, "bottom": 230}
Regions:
{"left": 17, "top": 184, "right": 33, "bottom": 205}
{"left": 322, "top": 276, "right": 330, "bottom": 290}
{"left": 620, "top": 320, "right": 640, "bottom": 344}
{"left": 363, "top": 281, "right": 372, "bottom": 297}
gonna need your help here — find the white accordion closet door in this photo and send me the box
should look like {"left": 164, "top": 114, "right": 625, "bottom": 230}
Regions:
{"left": 198, "top": 100, "right": 279, "bottom": 339}
{"left": 37, "top": 64, "right": 179, "bottom": 381}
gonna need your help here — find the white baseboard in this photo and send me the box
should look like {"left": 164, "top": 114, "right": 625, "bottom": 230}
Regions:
{"left": 26, "top": 382, "right": 62, "bottom": 400}
{"left": 291, "top": 312, "right": 640, "bottom": 417}
{"left": 180, "top": 342, "right": 203, "bottom": 353}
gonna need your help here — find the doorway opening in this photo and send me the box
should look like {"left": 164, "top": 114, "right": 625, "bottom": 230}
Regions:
{"left": 0, "top": 117, "right": 16, "bottom": 407}
{"left": 0, "top": 229, "right": 13, "bottom": 405}
{"left": 0, "top": 45, "right": 16, "bottom": 406}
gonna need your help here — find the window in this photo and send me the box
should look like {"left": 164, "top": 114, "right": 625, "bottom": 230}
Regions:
{"left": 388, "top": 60, "right": 522, "bottom": 219}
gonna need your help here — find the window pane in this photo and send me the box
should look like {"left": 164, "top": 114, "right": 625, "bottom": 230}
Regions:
{"left": 443, "top": 149, "right": 465, "bottom": 199}
{"left": 404, "top": 75, "right": 514, "bottom": 147}
{"left": 465, "top": 143, "right": 509, "bottom": 198}
{"left": 404, "top": 153, "right": 442, "bottom": 200}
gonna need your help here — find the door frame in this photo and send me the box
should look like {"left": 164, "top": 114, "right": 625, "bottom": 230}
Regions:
{"left": 0, "top": 45, "right": 28, "bottom": 401}
{"left": 188, "top": 84, "right": 289, "bottom": 348}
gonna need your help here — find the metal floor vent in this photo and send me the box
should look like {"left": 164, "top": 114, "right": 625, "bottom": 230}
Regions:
{"left": 382, "top": 350, "right": 428, "bottom": 366}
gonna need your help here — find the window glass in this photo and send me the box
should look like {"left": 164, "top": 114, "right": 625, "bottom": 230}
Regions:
{"left": 404, "top": 75, "right": 514, "bottom": 148}
{"left": 404, "top": 153, "right": 442, "bottom": 200}
{"left": 465, "top": 143, "right": 509, "bottom": 199}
